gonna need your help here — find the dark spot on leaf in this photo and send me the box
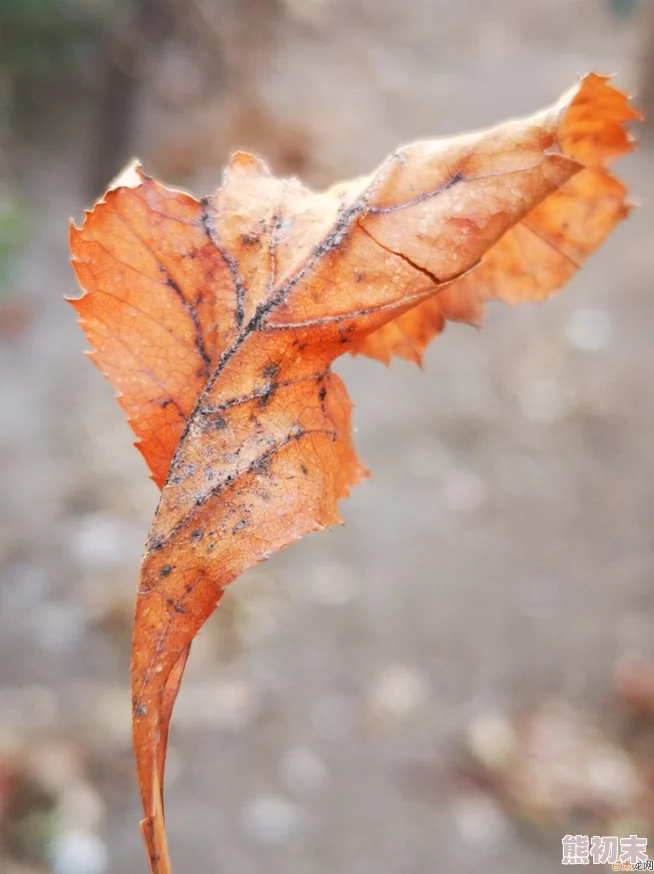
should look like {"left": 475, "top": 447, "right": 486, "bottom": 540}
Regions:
{"left": 251, "top": 455, "right": 272, "bottom": 475}
{"left": 160, "top": 565, "right": 173, "bottom": 578}
{"left": 258, "top": 388, "right": 273, "bottom": 408}
{"left": 445, "top": 169, "right": 464, "bottom": 189}
{"left": 263, "top": 362, "right": 281, "bottom": 379}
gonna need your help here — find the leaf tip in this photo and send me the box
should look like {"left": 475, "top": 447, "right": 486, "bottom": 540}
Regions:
{"left": 108, "top": 158, "right": 146, "bottom": 192}
{"left": 68, "top": 215, "right": 81, "bottom": 238}
{"left": 227, "top": 151, "right": 272, "bottom": 179}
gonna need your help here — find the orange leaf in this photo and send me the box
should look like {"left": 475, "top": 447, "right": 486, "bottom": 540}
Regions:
{"left": 69, "top": 73, "right": 638, "bottom": 872}
{"left": 352, "top": 73, "right": 640, "bottom": 363}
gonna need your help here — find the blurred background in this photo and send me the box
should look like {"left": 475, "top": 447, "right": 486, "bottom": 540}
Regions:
{"left": 1, "top": 0, "right": 653, "bottom": 872}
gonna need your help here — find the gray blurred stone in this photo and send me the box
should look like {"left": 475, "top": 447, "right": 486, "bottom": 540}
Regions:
{"left": 440, "top": 469, "right": 488, "bottom": 513}
{"left": 241, "top": 795, "right": 306, "bottom": 845}
{"left": 565, "top": 308, "right": 613, "bottom": 352}
{"left": 366, "top": 665, "right": 429, "bottom": 725}
{"left": 312, "top": 695, "right": 355, "bottom": 740}
{"left": 453, "top": 793, "right": 509, "bottom": 849}
{"left": 67, "top": 512, "right": 140, "bottom": 571}
{"left": 281, "top": 747, "right": 328, "bottom": 796}
{"left": 51, "top": 829, "right": 108, "bottom": 874}
{"left": 518, "top": 378, "right": 567, "bottom": 423}
{"left": 307, "top": 561, "right": 359, "bottom": 606}
{"left": 173, "top": 677, "right": 260, "bottom": 731}
{"left": 58, "top": 781, "right": 105, "bottom": 832}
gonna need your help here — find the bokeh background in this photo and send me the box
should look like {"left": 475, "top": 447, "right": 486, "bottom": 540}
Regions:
{"left": 1, "top": 0, "right": 653, "bottom": 872}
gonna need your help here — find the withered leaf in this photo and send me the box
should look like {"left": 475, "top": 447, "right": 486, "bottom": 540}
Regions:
{"left": 69, "top": 73, "right": 639, "bottom": 872}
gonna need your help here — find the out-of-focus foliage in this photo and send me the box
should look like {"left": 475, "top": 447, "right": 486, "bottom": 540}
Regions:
{"left": 0, "top": 194, "right": 28, "bottom": 289}
{"left": 1, "top": 0, "right": 87, "bottom": 79}
{"left": 0, "top": 0, "right": 130, "bottom": 123}
{"left": 0, "top": 0, "right": 129, "bottom": 289}
{"left": 1, "top": 0, "right": 86, "bottom": 125}
{"left": 607, "top": 0, "right": 641, "bottom": 19}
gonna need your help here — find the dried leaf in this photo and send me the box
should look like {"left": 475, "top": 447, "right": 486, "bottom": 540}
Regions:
{"left": 69, "top": 73, "right": 639, "bottom": 872}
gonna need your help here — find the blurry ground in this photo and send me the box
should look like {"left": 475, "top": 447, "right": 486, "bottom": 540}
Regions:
{"left": 1, "top": 0, "right": 653, "bottom": 872}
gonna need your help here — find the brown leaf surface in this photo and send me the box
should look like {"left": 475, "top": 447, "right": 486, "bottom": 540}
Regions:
{"left": 69, "top": 73, "right": 638, "bottom": 872}
{"left": 352, "top": 73, "right": 639, "bottom": 363}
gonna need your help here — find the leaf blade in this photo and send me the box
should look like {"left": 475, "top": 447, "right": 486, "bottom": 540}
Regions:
{"left": 68, "top": 73, "right": 639, "bottom": 873}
